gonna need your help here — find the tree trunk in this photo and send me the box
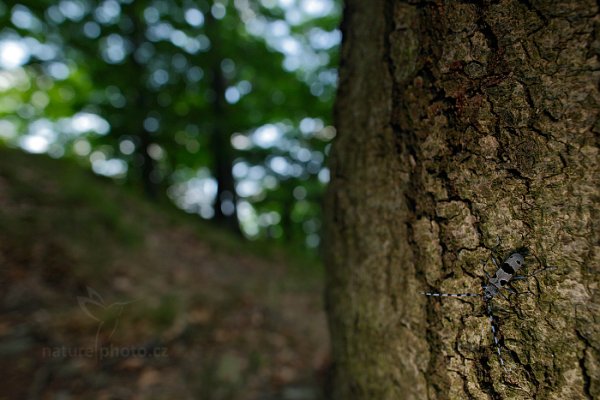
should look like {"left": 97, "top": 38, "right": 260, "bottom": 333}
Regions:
{"left": 210, "top": 59, "right": 241, "bottom": 234}
{"left": 206, "top": 13, "right": 241, "bottom": 235}
{"left": 325, "top": 1, "right": 599, "bottom": 399}
{"left": 127, "top": 3, "right": 158, "bottom": 199}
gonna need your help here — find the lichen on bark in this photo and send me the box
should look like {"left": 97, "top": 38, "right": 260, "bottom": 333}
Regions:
{"left": 325, "top": 0, "right": 600, "bottom": 399}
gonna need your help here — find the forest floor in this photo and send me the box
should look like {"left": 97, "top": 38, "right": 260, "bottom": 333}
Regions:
{"left": 0, "top": 148, "right": 329, "bottom": 400}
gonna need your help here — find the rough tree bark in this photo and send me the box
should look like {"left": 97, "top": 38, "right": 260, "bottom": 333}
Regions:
{"left": 325, "top": 1, "right": 599, "bottom": 399}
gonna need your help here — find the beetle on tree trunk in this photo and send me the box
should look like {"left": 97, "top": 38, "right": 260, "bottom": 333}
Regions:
{"left": 325, "top": 0, "right": 600, "bottom": 398}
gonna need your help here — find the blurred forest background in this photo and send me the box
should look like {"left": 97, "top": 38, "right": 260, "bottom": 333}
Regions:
{"left": 0, "top": 0, "right": 340, "bottom": 251}
{"left": 0, "top": 0, "right": 341, "bottom": 399}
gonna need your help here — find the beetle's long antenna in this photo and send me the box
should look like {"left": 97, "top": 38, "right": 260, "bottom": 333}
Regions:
{"left": 486, "top": 301, "right": 507, "bottom": 372}
{"left": 421, "top": 292, "right": 480, "bottom": 298}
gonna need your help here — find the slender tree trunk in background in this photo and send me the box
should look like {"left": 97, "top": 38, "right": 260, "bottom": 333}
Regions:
{"left": 325, "top": 0, "right": 599, "bottom": 399}
{"left": 281, "top": 198, "right": 294, "bottom": 242}
{"left": 138, "top": 126, "right": 157, "bottom": 199}
{"left": 128, "top": 3, "right": 158, "bottom": 199}
{"left": 210, "top": 61, "right": 241, "bottom": 234}
{"left": 206, "top": 15, "right": 241, "bottom": 235}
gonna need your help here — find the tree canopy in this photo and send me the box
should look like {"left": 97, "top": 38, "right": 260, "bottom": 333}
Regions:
{"left": 0, "top": 0, "right": 340, "bottom": 249}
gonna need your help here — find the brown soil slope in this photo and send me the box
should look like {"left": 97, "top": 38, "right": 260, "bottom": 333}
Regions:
{"left": 0, "top": 148, "right": 329, "bottom": 400}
